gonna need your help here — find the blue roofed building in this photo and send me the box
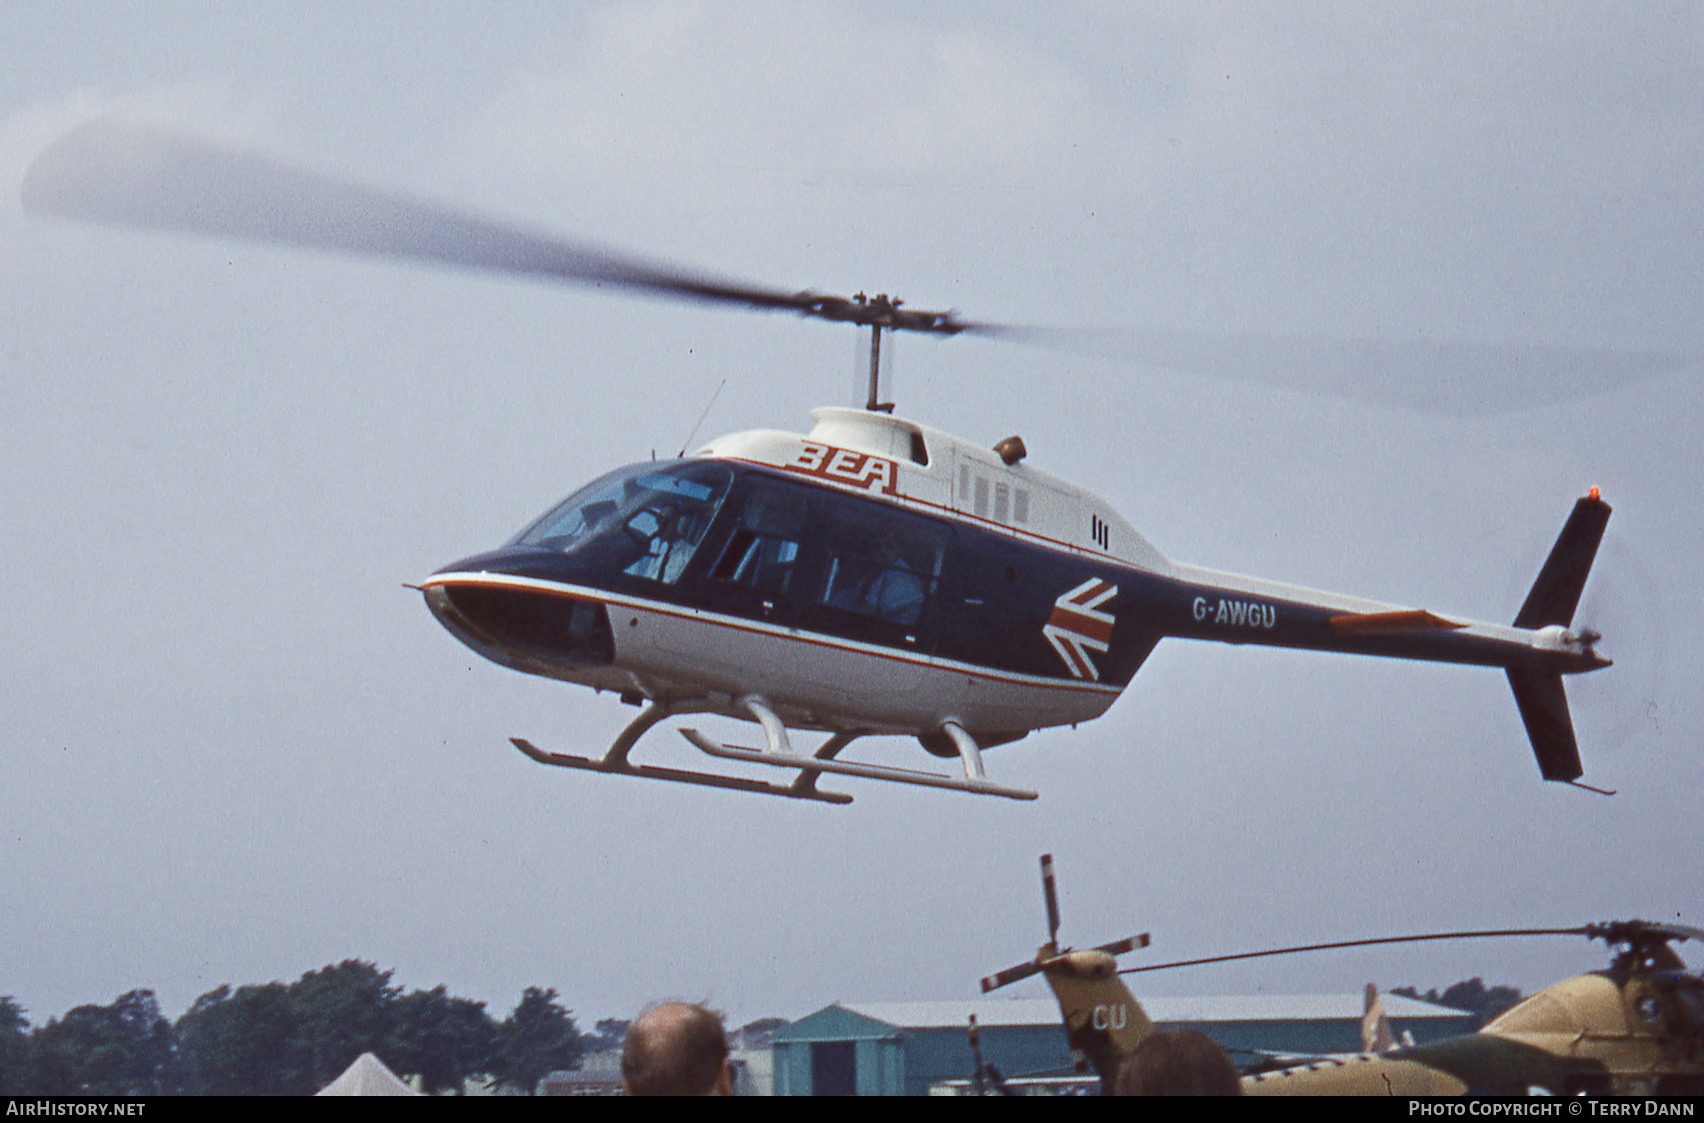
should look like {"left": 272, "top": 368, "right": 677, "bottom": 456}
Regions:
{"left": 771, "top": 994, "right": 1475, "bottom": 1095}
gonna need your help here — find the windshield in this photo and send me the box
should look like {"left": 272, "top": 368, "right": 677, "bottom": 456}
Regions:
{"left": 512, "top": 461, "right": 734, "bottom": 584}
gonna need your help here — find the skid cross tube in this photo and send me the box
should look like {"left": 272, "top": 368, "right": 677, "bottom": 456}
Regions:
{"left": 510, "top": 698, "right": 853, "bottom": 805}
{"left": 680, "top": 700, "right": 1037, "bottom": 801}
{"left": 515, "top": 695, "right": 1036, "bottom": 803}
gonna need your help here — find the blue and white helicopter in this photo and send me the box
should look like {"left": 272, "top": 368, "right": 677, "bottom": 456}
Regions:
{"left": 25, "top": 120, "right": 1615, "bottom": 804}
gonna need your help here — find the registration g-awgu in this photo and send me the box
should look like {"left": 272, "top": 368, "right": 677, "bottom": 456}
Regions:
{"left": 23, "top": 120, "right": 1616, "bottom": 805}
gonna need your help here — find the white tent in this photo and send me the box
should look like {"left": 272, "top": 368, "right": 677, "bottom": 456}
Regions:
{"left": 315, "top": 1052, "right": 420, "bottom": 1096}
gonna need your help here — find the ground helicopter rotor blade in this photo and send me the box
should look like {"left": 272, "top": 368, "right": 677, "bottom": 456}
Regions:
{"left": 1118, "top": 926, "right": 1598, "bottom": 975}
{"left": 1094, "top": 933, "right": 1151, "bottom": 957}
{"left": 1583, "top": 920, "right": 1704, "bottom": 947}
{"left": 980, "top": 960, "right": 1044, "bottom": 993}
{"left": 1040, "top": 854, "right": 1061, "bottom": 948}
{"left": 20, "top": 118, "right": 969, "bottom": 335}
{"left": 1121, "top": 921, "right": 1704, "bottom": 978}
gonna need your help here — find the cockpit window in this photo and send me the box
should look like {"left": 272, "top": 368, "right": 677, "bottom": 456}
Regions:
{"left": 513, "top": 462, "right": 733, "bottom": 585}
{"left": 1673, "top": 985, "right": 1704, "bottom": 1031}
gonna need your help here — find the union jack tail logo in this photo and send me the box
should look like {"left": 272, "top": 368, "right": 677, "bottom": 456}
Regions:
{"left": 1043, "top": 578, "right": 1117, "bottom": 680}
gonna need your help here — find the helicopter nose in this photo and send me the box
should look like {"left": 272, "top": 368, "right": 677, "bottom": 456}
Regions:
{"left": 420, "top": 547, "right": 614, "bottom": 668}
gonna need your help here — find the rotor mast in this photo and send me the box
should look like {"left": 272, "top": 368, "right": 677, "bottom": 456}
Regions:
{"left": 868, "top": 307, "right": 886, "bottom": 412}
{"left": 791, "top": 291, "right": 966, "bottom": 412}
{"left": 852, "top": 294, "right": 906, "bottom": 412}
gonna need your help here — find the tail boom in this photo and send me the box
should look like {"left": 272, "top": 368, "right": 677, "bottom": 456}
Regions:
{"left": 1155, "top": 493, "right": 1611, "bottom": 782}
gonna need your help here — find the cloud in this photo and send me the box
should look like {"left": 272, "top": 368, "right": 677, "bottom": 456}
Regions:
{"left": 446, "top": 2, "right": 1134, "bottom": 185}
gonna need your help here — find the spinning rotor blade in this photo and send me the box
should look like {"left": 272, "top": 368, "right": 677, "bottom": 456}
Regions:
{"left": 1567, "top": 534, "right": 1669, "bottom": 755}
{"left": 24, "top": 119, "right": 1688, "bottom": 415}
{"left": 984, "top": 326, "right": 1695, "bottom": 418}
{"left": 21, "top": 118, "right": 970, "bottom": 335}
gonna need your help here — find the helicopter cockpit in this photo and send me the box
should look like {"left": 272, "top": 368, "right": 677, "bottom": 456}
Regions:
{"left": 498, "top": 456, "right": 952, "bottom": 632}
{"left": 430, "top": 456, "right": 958, "bottom": 674}
{"left": 511, "top": 461, "right": 735, "bottom": 585}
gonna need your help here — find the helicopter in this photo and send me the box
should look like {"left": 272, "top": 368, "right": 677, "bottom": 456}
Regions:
{"left": 984, "top": 858, "right": 1704, "bottom": 1095}
{"left": 23, "top": 119, "right": 1619, "bottom": 805}
{"left": 1130, "top": 921, "right": 1704, "bottom": 1096}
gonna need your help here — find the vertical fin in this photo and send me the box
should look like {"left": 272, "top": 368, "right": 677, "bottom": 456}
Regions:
{"left": 1507, "top": 494, "right": 1610, "bottom": 783}
{"left": 1514, "top": 494, "right": 1611, "bottom": 629}
{"left": 1362, "top": 983, "right": 1396, "bottom": 1054}
{"left": 1506, "top": 668, "right": 1582, "bottom": 782}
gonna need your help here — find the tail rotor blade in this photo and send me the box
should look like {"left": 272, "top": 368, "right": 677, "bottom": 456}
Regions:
{"left": 1041, "top": 854, "right": 1061, "bottom": 947}
{"left": 980, "top": 961, "right": 1042, "bottom": 993}
{"left": 1094, "top": 933, "right": 1151, "bottom": 957}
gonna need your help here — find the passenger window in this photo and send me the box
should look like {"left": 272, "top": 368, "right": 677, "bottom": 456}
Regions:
{"left": 707, "top": 479, "right": 807, "bottom": 598}
{"left": 818, "top": 513, "right": 944, "bottom": 628}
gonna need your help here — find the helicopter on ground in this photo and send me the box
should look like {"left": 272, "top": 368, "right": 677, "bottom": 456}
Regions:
{"left": 24, "top": 119, "right": 1619, "bottom": 804}
{"left": 979, "top": 854, "right": 1153, "bottom": 1082}
{"left": 1168, "top": 922, "right": 1704, "bottom": 1096}
{"left": 985, "top": 858, "right": 1704, "bottom": 1095}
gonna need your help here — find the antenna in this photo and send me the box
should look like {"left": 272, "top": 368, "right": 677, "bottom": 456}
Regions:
{"left": 676, "top": 378, "right": 726, "bottom": 457}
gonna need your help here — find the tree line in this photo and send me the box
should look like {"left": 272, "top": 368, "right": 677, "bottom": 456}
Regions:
{"left": 0, "top": 960, "right": 613, "bottom": 1095}
{"left": 1391, "top": 977, "right": 1524, "bottom": 1029}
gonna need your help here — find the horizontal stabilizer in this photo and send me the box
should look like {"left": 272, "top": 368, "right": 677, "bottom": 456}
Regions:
{"left": 1506, "top": 669, "right": 1582, "bottom": 782}
{"left": 1514, "top": 494, "right": 1611, "bottom": 629}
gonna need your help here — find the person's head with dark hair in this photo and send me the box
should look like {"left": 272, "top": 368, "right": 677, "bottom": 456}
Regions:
{"left": 1111, "top": 1029, "right": 1242, "bottom": 1096}
{"left": 621, "top": 1001, "right": 732, "bottom": 1096}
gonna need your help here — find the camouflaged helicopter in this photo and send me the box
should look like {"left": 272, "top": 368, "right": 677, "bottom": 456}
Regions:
{"left": 24, "top": 119, "right": 1629, "bottom": 805}
{"left": 987, "top": 871, "right": 1704, "bottom": 1098}
{"left": 1221, "top": 922, "right": 1704, "bottom": 1096}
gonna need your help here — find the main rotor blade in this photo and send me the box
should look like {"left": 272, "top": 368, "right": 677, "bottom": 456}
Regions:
{"left": 20, "top": 118, "right": 963, "bottom": 334}
{"left": 25, "top": 119, "right": 1688, "bottom": 413}
{"left": 977, "top": 326, "right": 1694, "bottom": 418}
{"left": 1118, "top": 927, "right": 1592, "bottom": 975}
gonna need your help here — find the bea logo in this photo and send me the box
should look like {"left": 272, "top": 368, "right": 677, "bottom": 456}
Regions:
{"left": 785, "top": 441, "right": 898, "bottom": 495}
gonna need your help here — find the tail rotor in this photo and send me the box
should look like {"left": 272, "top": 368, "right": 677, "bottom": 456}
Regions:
{"left": 981, "top": 855, "right": 1154, "bottom": 1084}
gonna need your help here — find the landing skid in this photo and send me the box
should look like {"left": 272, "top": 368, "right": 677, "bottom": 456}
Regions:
{"left": 511, "top": 736, "right": 854, "bottom": 804}
{"left": 513, "top": 695, "right": 1037, "bottom": 804}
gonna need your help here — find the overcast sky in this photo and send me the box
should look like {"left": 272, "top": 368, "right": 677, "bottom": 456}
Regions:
{"left": 3, "top": 2, "right": 1700, "bottom": 1032}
